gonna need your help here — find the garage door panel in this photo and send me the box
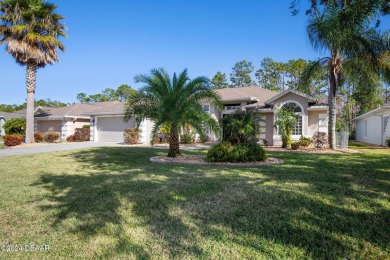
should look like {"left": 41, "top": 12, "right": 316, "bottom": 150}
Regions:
{"left": 97, "top": 116, "right": 135, "bottom": 142}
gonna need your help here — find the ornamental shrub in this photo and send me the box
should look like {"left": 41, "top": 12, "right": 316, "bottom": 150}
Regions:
{"left": 180, "top": 133, "right": 195, "bottom": 144}
{"left": 82, "top": 125, "right": 90, "bottom": 128}
{"left": 34, "top": 132, "right": 44, "bottom": 143}
{"left": 206, "top": 141, "right": 232, "bottom": 162}
{"left": 386, "top": 136, "right": 390, "bottom": 147}
{"left": 123, "top": 128, "right": 141, "bottom": 144}
{"left": 206, "top": 142, "right": 267, "bottom": 163}
{"left": 299, "top": 135, "right": 312, "bottom": 147}
{"left": 44, "top": 132, "right": 60, "bottom": 143}
{"left": 66, "top": 135, "right": 76, "bottom": 142}
{"left": 3, "top": 118, "right": 25, "bottom": 135}
{"left": 291, "top": 142, "right": 301, "bottom": 150}
{"left": 3, "top": 134, "right": 23, "bottom": 146}
{"left": 313, "top": 132, "right": 328, "bottom": 148}
{"left": 229, "top": 143, "right": 267, "bottom": 162}
{"left": 75, "top": 128, "right": 90, "bottom": 141}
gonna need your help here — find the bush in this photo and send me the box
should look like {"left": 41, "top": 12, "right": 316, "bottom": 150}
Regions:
{"left": 199, "top": 134, "right": 209, "bottom": 143}
{"left": 44, "top": 132, "right": 60, "bottom": 143}
{"left": 291, "top": 142, "right": 301, "bottom": 150}
{"left": 386, "top": 137, "right": 390, "bottom": 147}
{"left": 66, "top": 135, "right": 76, "bottom": 142}
{"left": 206, "top": 141, "right": 232, "bottom": 162}
{"left": 3, "top": 118, "right": 25, "bottom": 135}
{"left": 180, "top": 133, "right": 195, "bottom": 144}
{"left": 34, "top": 132, "right": 44, "bottom": 143}
{"left": 82, "top": 125, "right": 90, "bottom": 128}
{"left": 3, "top": 134, "right": 23, "bottom": 146}
{"left": 229, "top": 143, "right": 267, "bottom": 162}
{"left": 299, "top": 135, "right": 312, "bottom": 147}
{"left": 262, "top": 139, "right": 269, "bottom": 146}
{"left": 206, "top": 142, "right": 267, "bottom": 163}
{"left": 313, "top": 132, "right": 328, "bottom": 148}
{"left": 123, "top": 128, "right": 141, "bottom": 144}
{"left": 75, "top": 128, "right": 90, "bottom": 141}
{"left": 0, "top": 143, "right": 4, "bottom": 149}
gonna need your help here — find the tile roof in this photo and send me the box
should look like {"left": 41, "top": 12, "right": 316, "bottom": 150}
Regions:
{"left": 214, "top": 86, "right": 278, "bottom": 107}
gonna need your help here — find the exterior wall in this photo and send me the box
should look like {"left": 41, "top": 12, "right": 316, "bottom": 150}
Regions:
{"left": 0, "top": 117, "right": 5, "bottom": 136}
{"left": 265, "top": 113, "right": 274, "bottom": 146}
{"left": 356, "top": 116, "right": 382, "bottom": 145}
{"left": 308, "top": 110, "right": 328, "bottom": 137}
{"left": 356, "top": 111, "right": 390, "bottom": 146}
{"left": 139, "top": 119, "right": 154, "bottom": 144}
{"left": 37, "top": 120, "right": 63, "bottom": 136}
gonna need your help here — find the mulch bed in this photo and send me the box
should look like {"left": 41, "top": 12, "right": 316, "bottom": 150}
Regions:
{"left": 264, "top": 146, "right": 361, "bottom": 154}
{"left": 150, "top": 155, "right": 284, "bottom": 166}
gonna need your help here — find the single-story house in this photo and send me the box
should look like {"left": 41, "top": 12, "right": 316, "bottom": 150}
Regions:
{"left": 0, "top": 106, "right": 49, "bottom": 136}
{"left": 82, "top": 101, "right": 153, "bottom": 143}
{"left": 353, "top": 103, "right": 390, "bottom": 146}
{"left": 204, "top": 87, "right": 329, "bottom": 146}
{"left": 33, "top": 103, "right": 100, "bottom": 140}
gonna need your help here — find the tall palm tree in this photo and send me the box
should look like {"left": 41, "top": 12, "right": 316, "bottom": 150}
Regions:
{"left": 306, "top": 3, "right": 390, "bottom": 149}
{"left": 0, "top": 0, "right": 66, "bottom": 143}
{"left": 125, "top": 68, "right": 221, "bottom": 157}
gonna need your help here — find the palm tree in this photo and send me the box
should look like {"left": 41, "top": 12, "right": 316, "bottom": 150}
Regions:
{"left": 0, "top": 0, "right": 66, "bottom": 143}
{"left": 306, "top": 3, "right": 390, "bottom": 149}
{"left": 125, "top": 68, "right": 221, "bottom": 157}
{"left": 274, "top": 108, "right": 297, "bottom": 148}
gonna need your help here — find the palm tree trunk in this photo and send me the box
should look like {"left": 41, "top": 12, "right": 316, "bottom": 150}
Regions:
{"left": 168, "top": 124, "right": 180, "bottom": 157}
{"left": 328, "top": 66, "right": 337, "bottom": 150}
{"left": 25, "top": 62, "right": 37, "bottom": 144}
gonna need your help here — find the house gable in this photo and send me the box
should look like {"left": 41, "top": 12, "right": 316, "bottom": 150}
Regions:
{"left": 265, "top": 91, "right": 311, "bottom": 115}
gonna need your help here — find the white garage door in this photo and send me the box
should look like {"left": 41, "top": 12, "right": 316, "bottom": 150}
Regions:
{"left": 97, "top": 116, "right": 135, "bottom": 142}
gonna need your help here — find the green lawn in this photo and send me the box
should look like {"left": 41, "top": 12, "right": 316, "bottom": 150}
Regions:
{"left": 0, "top": 144, "right": 389, "bottom": 259}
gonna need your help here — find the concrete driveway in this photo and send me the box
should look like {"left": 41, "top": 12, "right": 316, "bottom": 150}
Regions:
{"left": 0, "top": 142, "right": 122, "bottom": 157}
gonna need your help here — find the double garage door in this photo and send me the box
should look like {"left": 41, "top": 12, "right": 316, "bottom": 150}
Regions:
{"left": 97, "top": 116, "right": 135, "bottom": 142}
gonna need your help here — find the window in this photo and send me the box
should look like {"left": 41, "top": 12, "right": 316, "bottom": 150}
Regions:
{"left": 384, "top": 116, "right": 389, "bottom": 134}
{"left": 281, "top": 102, "right": 303, "bottom": 135}
{"left": 223, "top": 104, "right": 241, "bottom": 110}
{"left": 255, "top": 114, "right": 267, "bottom": 139}
{"left": 202, "top": 105, "right": 210, "bottom": 112}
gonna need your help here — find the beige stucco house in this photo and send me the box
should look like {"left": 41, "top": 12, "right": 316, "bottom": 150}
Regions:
{"left": 204, "top": 87, "right": 329, "bottom": 146}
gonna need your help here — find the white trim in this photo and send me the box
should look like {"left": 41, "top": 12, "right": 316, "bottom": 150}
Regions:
{"left": 82, "top": 111, "right": 125, "bottom": 116}
{"left": 353, "top": 105, "right": 390, "bottom": 121}
{"left": 307, "top": 106, "right": 329, "bottom": 111}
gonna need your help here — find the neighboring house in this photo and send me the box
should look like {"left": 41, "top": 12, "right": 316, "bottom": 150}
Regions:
{"left": 353, "top": 103, "right": 390, "bottom": 146}
{"left": 34, "top": 103, "right": 99, "bottom": 140}
{"left": 83, "top": 101, "right": 153, "bottom": 143}
{"left": 204, "top": 87, "right": 329, "bottom": 146}
{"left": 0, "top": 106, "right": 48, "bottom": 135}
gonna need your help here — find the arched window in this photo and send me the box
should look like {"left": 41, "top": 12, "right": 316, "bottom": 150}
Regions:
{"left": 281, "top": 102, "right": 303, "bottom": 135}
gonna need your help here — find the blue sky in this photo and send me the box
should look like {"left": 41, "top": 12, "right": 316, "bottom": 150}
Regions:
{"left": 0, "top": 1, "right": 388, "bottom": 104}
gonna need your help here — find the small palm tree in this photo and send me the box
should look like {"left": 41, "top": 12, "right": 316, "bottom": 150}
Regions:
{"left": 305, "top": 3, "right": 389, "bottom": 149}
{"left": 125, "top": 68, "right": 221, "bottom": 157}
{"left": 275, "top": 108, "right": 297, "bottom": 148}
{"left": 222, "top": 111, "right": 259, "bottom": 144}
{"left": 0, "top": 0, "right": 66, "bottom": 143}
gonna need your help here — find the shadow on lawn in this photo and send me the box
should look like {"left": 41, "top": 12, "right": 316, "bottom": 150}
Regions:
{"left": 34, "top": 147, "right": 390, "bottom": 258}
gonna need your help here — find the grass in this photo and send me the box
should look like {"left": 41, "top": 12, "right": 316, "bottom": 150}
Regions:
{"left": 0, "top": 143, "right": 389, "bottom": 259}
